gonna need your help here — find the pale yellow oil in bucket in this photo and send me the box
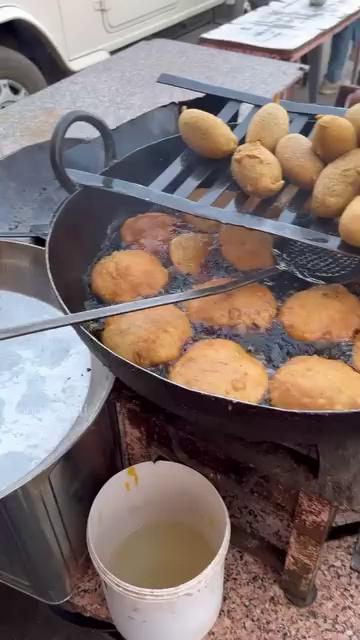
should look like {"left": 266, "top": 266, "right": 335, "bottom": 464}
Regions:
{"left": 110, "top": 521, "right": 215, "bottom": 589}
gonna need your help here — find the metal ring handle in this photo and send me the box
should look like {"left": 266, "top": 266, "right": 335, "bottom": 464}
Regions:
{"left": 50, "top": 110, "right": 117, "bottom": 194}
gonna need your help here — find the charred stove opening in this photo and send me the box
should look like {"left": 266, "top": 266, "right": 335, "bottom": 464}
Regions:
{"left": 277, "top": 444, "right": 320, "bottom": 478}
{"left": 328, "top": 521, "right": 360, "bottom": 540}
{"left": 151, "top": 454, "right": 172, "bottom": 464}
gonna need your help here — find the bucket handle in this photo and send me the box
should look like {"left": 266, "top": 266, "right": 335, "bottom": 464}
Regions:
{"left": 50, "top": 110, "right": 117, "bottom": 194}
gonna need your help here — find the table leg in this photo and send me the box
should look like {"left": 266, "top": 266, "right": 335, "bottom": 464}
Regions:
{"left": 351, "top": 45, "right": 360, "bottom": 85}
{"left": 307, "top": 44, "right": 324, "bottom": 103}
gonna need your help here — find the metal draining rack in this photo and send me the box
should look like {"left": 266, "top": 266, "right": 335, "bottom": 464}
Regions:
{"left": 57, "top": 72, "right": 358, "bottom": 257}
{"left": 151, "top": 73, "right": 353, "bottom": 254}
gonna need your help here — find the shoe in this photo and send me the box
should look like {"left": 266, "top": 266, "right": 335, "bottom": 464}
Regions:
{"left": 319, "top": 79, "right": 340, "bottom": 95}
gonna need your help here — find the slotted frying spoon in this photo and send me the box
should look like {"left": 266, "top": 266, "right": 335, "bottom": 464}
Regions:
{"left": 1, "top": 238, "right": 359, "bottom": 342}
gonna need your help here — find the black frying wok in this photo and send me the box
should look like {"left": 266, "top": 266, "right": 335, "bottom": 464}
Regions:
{"left": 46, "top": 110, "right": 360, "bottom": 446}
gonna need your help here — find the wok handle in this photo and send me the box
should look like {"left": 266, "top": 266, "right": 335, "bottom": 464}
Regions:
{"left": 50, "top": 111, "right": 117, "bottom": 194}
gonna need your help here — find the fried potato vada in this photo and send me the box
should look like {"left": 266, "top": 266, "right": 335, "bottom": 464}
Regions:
{"left": 311, "top": 149, "right": 360, "bottom": 219}
{"left": 184, "top": 214, "right": 219, "bottom": 233}
{"left": 231, "top": 142, "right": 284, "bottom": 199}
{"left": 91, "top": 249, "right": 168, "bottom": 303}
{"left": 120, "top": 212, "right": 177, "bottom": 252}
{"left": 345, "top": 103, "right": 360, "bottom": 144}
{"left": 219, "top": 225, "right": 274, "bottom": 271}
{"left": 279, "top": 284, "right": 360, "bottom": 342}
{"left": 101, "top": 305, "right": 191, "bottom": 367}
{"left": 245, "top": 101, "right": 289, "bottom": 152}
{"left": 178, "top": 108, "right": 237, "bottom": 159}
{"left": 185, "top": 278, "right": 277, "bottom": 330}
{"left": 312, "top": 115, "right": 357, "bottom": 164}
{"left": 269, "top": 355, "right": 360, "bottom": 411}
{"left": 275, "top": 133, "right": 324, "bottom": 190}
{"left": 169, "top": 338, "right": 268, "bottom": 403}
{"left": 169, "top": 232, "right": 211, "bottom": 275}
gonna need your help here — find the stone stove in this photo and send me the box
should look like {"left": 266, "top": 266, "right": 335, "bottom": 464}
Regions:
{"left": 114, "top": 383, "right": 360, "bottom": 607}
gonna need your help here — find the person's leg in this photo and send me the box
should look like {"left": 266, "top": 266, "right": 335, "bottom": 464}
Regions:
{"left": 353, "top": 19, "right": 360, "bottom": 47}
{"left": 249, "top": 0, "right": 270, "bottom": 8}
{"left": 352, "top": 20, "right": 360, "bottom": 84}
{"left": 325, "top": 25, "right": 354, "bottom": 83}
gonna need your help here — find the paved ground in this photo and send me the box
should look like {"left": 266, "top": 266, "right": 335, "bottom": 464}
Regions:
{"left": 2, "top": 537, "right": 359, "bottom": 640}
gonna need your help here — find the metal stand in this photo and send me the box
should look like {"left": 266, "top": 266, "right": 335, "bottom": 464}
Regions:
{"left": 116, "top": 388, "right": 360, "bottom": 607}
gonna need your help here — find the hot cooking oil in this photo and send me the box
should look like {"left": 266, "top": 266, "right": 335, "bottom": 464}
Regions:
{"left": 110, "top": 521, "right": 215, "bottom": 589}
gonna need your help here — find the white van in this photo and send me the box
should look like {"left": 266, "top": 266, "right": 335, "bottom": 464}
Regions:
{"left": 0, "top": 0, "right": 232, "bottom": 108}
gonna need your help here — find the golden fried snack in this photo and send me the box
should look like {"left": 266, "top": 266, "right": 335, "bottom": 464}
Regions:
{"left": 231, "top": 142, "right": 284, "bottom": 199}
{"left": 219, "top": 225, "right": 274, "bottom": 271}
{"left": 269, "top": 355, "right": 360, "bottom": 411}
{"left": 178, "top": 108, "right": 237, "bottom": 159}
{"left": 245, "top": 102, "right": 289, "bottom": 152}
{"left": 185, "top": 278, "right": 277, "bottom": 330}
{"left": 345, "top": 103, "right": 360, "bottom": 144}
{"left": 312, "top": 115, "right": 357, "bottom": 164}
{"left": 169, "top": 232, "right": 211, "bottom": 275}
{"left": 353, "top": 334, "right": 360, "bottom": 371}
{"left": 120, "top": 212, "right": 177, "bottom": 252}
{"left": 275, "top": 133, "right": 324, "bottom": 191}
{"left": 311, "top": 149, "right": 360, "bottom": 219}
{"left": 279, "top": 284, "right": 360, "bottom": 342}
{"left": 184, "top": 215, "right": 219, "bottom": 233}
{"left": 169, "top": 338, "right": 268, "bottom": 403}
{"left": 91, "top": 250, "right": 168, "bottom": 303}
{"left": 338, "top": 196, "right": 360, "bottom": 248}
{"left": 101, "top": 305, "right": 191, "bottom": 367}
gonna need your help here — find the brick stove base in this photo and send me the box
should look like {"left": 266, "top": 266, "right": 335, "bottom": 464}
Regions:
{"left": 115, "top": 387, "right": 360, "bottom": 607}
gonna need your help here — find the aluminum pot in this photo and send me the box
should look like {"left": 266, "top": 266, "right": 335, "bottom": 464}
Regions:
{"left": 0, "top": 240, "right": 116, "bottom": 604}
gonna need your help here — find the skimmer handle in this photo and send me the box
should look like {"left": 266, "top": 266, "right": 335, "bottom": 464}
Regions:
{"left": 0, "top": 269, "right": 278, "bottom": 341}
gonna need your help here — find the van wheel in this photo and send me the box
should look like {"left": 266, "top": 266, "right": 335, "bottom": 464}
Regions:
{"left": 0, "top": 45, "right": 47, "bottom": 108}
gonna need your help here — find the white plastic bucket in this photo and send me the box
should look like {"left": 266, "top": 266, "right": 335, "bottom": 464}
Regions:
{"left": 87, "top": 461, "right": 230, "bottom": 640}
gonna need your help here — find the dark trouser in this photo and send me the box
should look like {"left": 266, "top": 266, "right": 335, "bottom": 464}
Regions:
{"left": 325, "top": 20, "right": 360, "bottom": 83}
{"left": 249, "top": 0, "right": 270, "bottom": 8}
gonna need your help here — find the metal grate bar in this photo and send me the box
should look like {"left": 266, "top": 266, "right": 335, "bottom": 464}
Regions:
{"left": 193, "top": 180, "right": 236, "bottom": 207}
{"left": 267, "top": 186, "right": 300, "bottom": 222}
{"left": 168, "top": 158, "right": 218, "bottom": 198}
{"left": 174, "top": 110, "right": 311, "bottom": 212}
{"left": 157, "top": 73, "right": 345, "bottom": 116}
{"left": 150, "top": 100, "right": 240, "bottom": 192}
{"left": 69, "top": 168, "right": 353, "bottom": 255}
{"left": 289, "top": 115, "right": 310, "bottom": 133}
{"left": 190, "top": 114, "right": 310, "bottom": 213}
{"left": 60, "top": 79, "right": 355, "bottom": 259}
{"left": 173, "top": 105, "right": 257, "bottom": 199}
